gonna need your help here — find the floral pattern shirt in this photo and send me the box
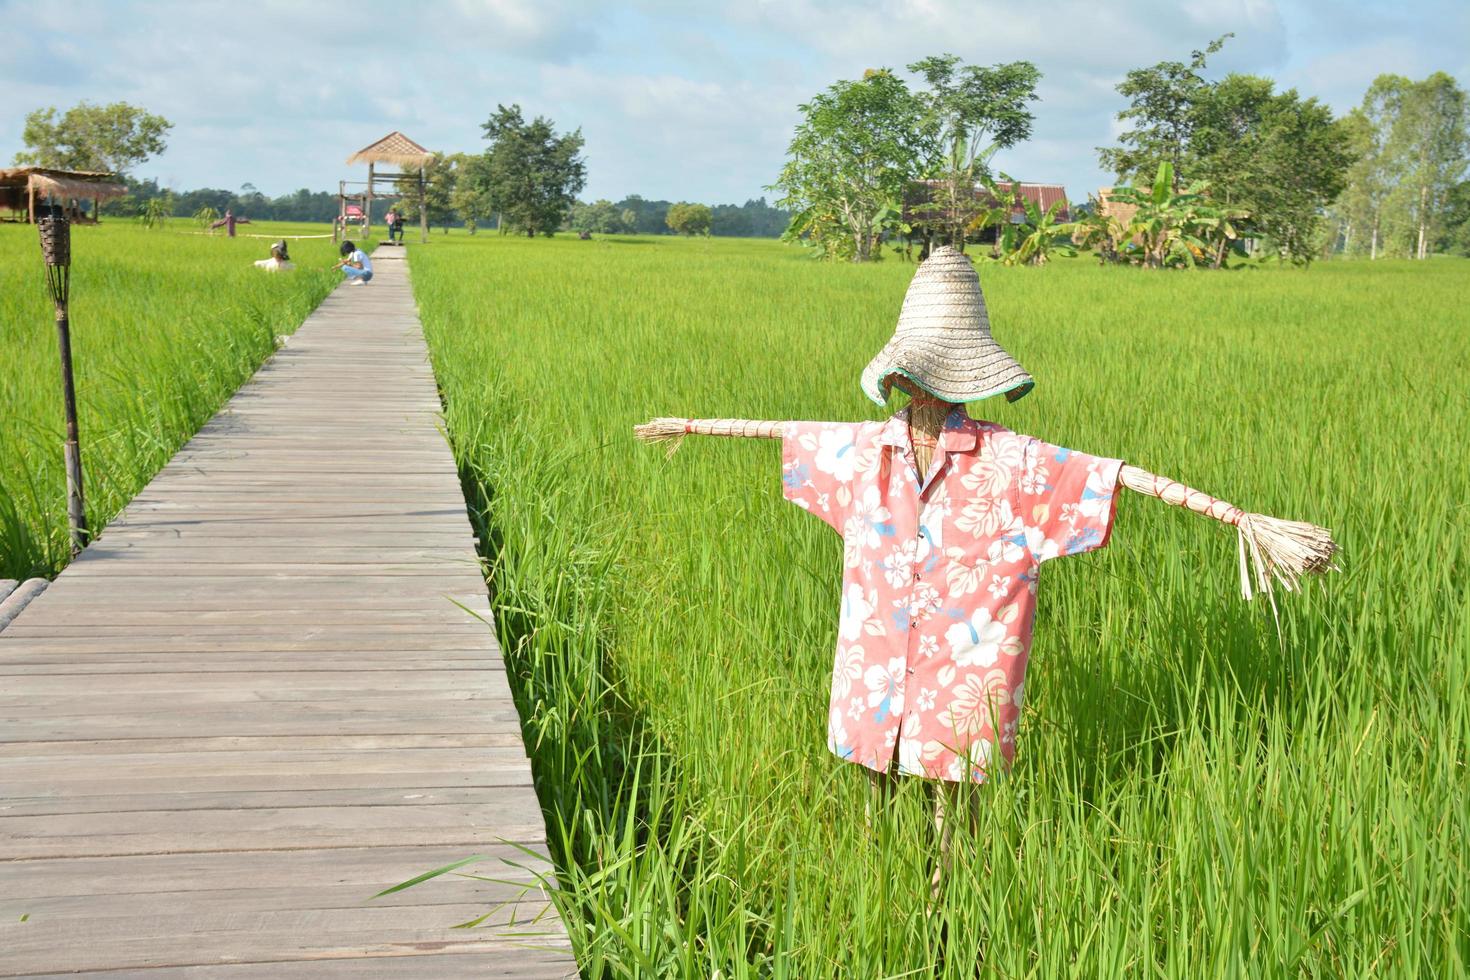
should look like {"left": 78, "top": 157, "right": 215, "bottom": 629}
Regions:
{"left": 782, "top": 407, "right": 1123, "bottom": 783}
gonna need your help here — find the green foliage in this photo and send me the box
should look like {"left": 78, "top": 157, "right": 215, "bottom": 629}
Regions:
{"left": 481, "top": 104, "right": 587, "bottom": 237}
{"left": 1333, "top": 74, "right": 1470, "bottom": 259}
{"left": 450, "top": 152, "right": 496, "bottom": 232}
{"left": 1095, "top": 163, "right": 1248, "bottom": 269}
{"left": 665, "top": 202, "right": 711, "bottom": 236}
{"left": 994, "top": 196, "right": 1077, "bottom": 266}
{"left": 775, "top": 58, "right": 1042, "bottom": 260}
{"left": 14, "top": 100, "right": 171, "bottom": 174}
{"left": 1191, "top": 75, "right": 1354, "bottom": 262}
{"left": 392, "top": 151, "right": 460, "bottom": 232}
{"left": 192, "top": 205, "right": 219, "bottom": 230}
{"left": 1096, "top": 35, "right": 1231, "bottom": 187}
{"left": 1438, "top": 179, "right": 1470, "bottom": 255}
{"left": 0, "top": 222, "right": 337, "bottom": 578}
{"left": 569, "top": 199, "right": 632, "bottom": 235}
{"left": 406, "top": 233, "right": 1470, "bottom": 976}
{"left": 139, "top": 193, "right": 174, "bottom": 229}
{"left": 1098, "top": 37, "right": 1355, "bottom": 262}
{"left": 773, "top": 69, "right": 926, "bottom": 261}
{"left": 908, "top": 55, "right": 1042, "bottom": 251}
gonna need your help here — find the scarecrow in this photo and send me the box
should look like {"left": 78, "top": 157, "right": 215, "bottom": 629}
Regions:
{"left": 635, "top": 246, "right": 1337, "bottom": 876}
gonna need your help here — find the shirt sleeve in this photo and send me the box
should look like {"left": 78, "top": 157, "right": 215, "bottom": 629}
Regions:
{"left": 1017, "top": 438, "right": 1124, "bottom": 562}
{"left": 782, "top": 421, "right": 861, "bottom": 534}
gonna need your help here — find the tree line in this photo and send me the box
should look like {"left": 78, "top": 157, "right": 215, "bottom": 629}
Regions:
{"left": 12, "top": 100, "right": 790, "bottom": 238}
{"left": 776, "top": 40, "right": 1469, "bottom": 265}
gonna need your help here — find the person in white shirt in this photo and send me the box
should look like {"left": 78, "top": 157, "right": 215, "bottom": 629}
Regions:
{"left": 333, "top": 240, "right": 373, "bottom": 284}
{"left": 253, "top": 241, "right": 294, "bottom": 272}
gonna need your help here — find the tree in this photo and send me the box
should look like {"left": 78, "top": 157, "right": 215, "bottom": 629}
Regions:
{"left": 1396, "top": 73, "right": 1469, "bottom": 259}
{"left": 907, "top": 55, "right": 1041, "bottom": 250}
{"left": 392, "top": 152, "right": 459, "bottom": 232}
{"left": 774, "top": 69, "right": 927, "bottom": 261}
{"left": 1191, "top": 74, "right": 1354, "bottom": 262}
{"left": 665, "top": 202, "right": 712, "bottom": 235}
{"left": 481, "top": 104, "right": 587, "bottom": 237}
{"left": 1336, "top": 74, "right": 1470, "bottom": 259}
{"left": 1438, "top": 179, "right": 1470, "bottom": 255}
{"left": 1099, "top": 39, "right": 1356, "bottom": 263}
{"left": 570, "top": 199, "right": 630, "bottom": 235}
{"left": 1097, "top": 35, "right": 1231, "bottom": 190}
{"left": 16, "top": 101, "right": 171, "bottom": 174}
{"left": 1099, "top": 163, "right": 1247, "bottom": 269}
{"left": 450, "top": 152, "right": 496, "bottom": 233}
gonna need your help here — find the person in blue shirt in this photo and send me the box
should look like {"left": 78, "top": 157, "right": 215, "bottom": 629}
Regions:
{"left": 333, "top": 240, "right": 373, "bottom": 284}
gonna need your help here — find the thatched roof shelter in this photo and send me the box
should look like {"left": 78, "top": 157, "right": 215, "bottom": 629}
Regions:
{"left": 346, "top": 132, "right": 433, "bottom": 168}
{"left": 0, "top": 167, "right": 127, "bottom": 220}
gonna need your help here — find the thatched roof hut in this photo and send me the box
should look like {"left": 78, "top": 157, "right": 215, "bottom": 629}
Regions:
{"left": 346, "top": 131, "right": 434, "bottom": 168}
{"left": 0, "top": 167, "right": 127, "bottom": 221}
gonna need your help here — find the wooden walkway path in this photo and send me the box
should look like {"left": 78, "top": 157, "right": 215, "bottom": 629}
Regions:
{"left": 0, "top": 251, "right": 578, "bottom": 976}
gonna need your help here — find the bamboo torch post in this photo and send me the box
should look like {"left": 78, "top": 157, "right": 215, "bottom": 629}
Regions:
{"left": 37, "top": 204, "right": 87, "bottom": 555}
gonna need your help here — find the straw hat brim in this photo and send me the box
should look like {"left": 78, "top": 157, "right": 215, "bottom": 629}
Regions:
{"left": 861, "top": 337, "right": 1033, "bottom": 406}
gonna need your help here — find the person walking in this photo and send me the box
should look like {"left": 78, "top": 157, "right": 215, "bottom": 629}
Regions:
{"left": 385, "top": 208, "right": 403, "bottom": 243}
{"left": 333, "top": 240, "right": 373, "bottom": 284}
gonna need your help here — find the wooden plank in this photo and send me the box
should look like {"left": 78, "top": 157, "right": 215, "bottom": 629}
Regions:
{"left": 0, "top": 252, "right": 576, "bottom": 976}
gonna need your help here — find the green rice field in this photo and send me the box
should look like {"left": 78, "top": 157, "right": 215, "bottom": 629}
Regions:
{"left": 1, "top": 224, "right": 1465, "bottom": 976}
{"left": 0, "top": 221, "right": 339, "bottom": 579}
{"left": 407, "top": 236, "right": 1469, "bottom": 976}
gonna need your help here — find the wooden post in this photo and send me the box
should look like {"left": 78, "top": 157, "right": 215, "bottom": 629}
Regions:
{"left": 37, "top": 204, "right": 87, "bottom": 554}
{"left": 27, "top": 180, "right": 35, "bottom": 224}
{"left": 419, "top": 165, "right": 428, "bottom": 243}
{"left": 367, "top": 163, "right": 375, "bottom": 241}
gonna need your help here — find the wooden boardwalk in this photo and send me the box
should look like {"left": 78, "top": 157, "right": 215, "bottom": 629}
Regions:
{"left": 0, "top": 251, "right": 578, "bottom": 976}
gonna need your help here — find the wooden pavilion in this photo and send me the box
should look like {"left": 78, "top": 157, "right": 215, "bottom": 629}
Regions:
{"left": 340, "top": 131, "right": 432, "bottom": 244}
{"left": 0, "top": 167, "right": 126, "bottom": 223}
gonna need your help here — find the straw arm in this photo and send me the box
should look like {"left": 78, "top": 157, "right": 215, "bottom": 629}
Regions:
{"left": 633, "top": 417, "right": 789, "bottom": 447}
{"left": 1118, "top": 464, "right": 1340, "bottom": 603}
{"left": 1119, "top": 465, "right": 1243, "bottom": 525}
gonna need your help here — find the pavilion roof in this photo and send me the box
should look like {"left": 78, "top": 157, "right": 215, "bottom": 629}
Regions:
{"left": 346, "top": 131, "right": 434, "bottom": 168}
{"left": 0, "top": 166, "right": 127, "bottom": 201}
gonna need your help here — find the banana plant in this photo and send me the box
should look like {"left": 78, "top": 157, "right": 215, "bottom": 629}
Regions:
{"left": 1000, "top": 198, "right": 1078, "bottom": 266}
{"left": 1107, "top": 162, "right": 1248, "bottom": 269}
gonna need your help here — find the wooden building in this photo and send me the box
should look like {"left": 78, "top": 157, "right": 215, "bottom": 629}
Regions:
{"left": 0, "top": 167, "right": 126, "bottom": 222}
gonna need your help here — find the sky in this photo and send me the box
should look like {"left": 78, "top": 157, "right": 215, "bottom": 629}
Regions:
{"left": 3, "top": 0, "right": 1466, "bottom": 206}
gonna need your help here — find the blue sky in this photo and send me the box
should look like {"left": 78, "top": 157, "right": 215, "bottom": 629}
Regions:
{"left": 3, "top": 0, "right": 1465, "bottom": 206}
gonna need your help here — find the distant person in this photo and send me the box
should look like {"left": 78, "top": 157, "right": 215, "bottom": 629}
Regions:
{"left": 333, "top": 240, "right": 373, "bottom": 284}
{"left": 385, "top": 208, "right": 403, "bottom": 243}
{"left": 210, "top": 208, "right": 251, "bottom": 238}
{"left": 253, "top": 240, "right": 294, "bottom": 272}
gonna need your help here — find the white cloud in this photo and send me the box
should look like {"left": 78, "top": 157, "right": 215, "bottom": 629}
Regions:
{"left": 0, "top": 0, "right": 1464, "bottom": 206}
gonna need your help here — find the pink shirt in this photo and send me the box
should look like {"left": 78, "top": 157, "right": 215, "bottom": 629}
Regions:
{"left": 782, "top": 407, "right": 1123, "bottom": 782}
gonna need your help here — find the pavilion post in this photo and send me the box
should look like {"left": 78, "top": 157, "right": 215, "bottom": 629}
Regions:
{"left": 366, "top": 163, "right": 375, "bottom": 240}
{"left": 37, "top": 204, "right": 87, "bottom": 555}
{"left": 419, "top": 166, "right": 428, "bottom": 243}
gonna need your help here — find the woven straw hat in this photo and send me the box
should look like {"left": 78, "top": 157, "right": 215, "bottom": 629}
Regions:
{"left": 860, "top": 246, "right": 1033, "bottom": 405}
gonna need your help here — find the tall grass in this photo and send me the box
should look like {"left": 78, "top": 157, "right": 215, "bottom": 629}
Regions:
{"left": 0, "top": 222, "right": 339, "bottom": 579}
{"left": 413, "top": 236, "right": 1467, "bottom": 977}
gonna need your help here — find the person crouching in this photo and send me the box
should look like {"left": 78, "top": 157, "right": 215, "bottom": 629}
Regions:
{"left": 333, "top": 240, "right": 373, "bottom": 285}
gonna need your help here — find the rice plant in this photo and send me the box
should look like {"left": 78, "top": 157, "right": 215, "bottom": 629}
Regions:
{"left": 0, "top": 221, "right": 338, "bottom": 579}
{"left": 410, "top": 235, "right": 1469, "bottom": 977}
